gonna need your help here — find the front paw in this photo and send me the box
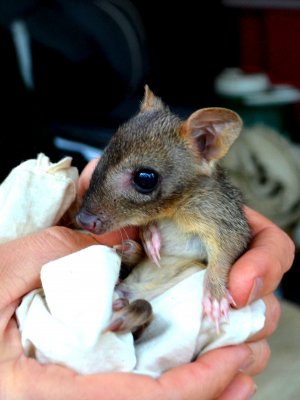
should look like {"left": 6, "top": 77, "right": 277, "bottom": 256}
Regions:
{"left": 114, "top": 239, "right": 144, "bottom": 271}
{"left": 202, "top": 286, "right": 236, "bottom": 333}
{"left": 140, "top": 222, "right": 161, "bottom": 267}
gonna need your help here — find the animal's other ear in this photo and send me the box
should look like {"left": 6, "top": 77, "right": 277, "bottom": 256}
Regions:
{"left": 140, "top": 85, "right": 166, "bottom": 112}
{"left": 181, "top": 107, "right": 243, "bottom": 161}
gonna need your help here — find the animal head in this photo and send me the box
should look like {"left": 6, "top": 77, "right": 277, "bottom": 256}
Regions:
{"left": 77, "top": 85, "right": 242, "bottom": 234}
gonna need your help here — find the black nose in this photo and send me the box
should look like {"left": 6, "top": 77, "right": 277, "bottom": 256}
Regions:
{"left": 76, "top": 209, "right": 101, "bottom": 233}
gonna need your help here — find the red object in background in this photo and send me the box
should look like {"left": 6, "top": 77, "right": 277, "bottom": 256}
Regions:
{"left": 239, "top": 8, "right": 300, "bottom": 138}
{"left": 240, "top": 9, "right": 300, "bottom": 88}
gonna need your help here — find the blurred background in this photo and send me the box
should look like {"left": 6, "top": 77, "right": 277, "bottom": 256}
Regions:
{"left": 1, "top": 1, "right": 300, "bottom": 397}
{"left": 0, "top": 0, "right": 243, "bottom": 174}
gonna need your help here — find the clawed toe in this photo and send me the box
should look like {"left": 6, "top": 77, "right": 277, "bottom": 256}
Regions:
{"left": 202, "top": 290, "right": 235, "bottom": 333}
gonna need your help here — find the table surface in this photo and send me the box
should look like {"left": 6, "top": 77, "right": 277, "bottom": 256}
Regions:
{"left": 254, "top": 300, "right": 300, "bottom": 399}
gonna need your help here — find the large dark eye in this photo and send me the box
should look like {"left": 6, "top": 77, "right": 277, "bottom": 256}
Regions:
{"left": 133, "top": 169, "right": 159, "bottom": 194}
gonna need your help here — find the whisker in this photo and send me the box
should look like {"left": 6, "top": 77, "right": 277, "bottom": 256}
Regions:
{"left": 120, "top": 227, "right": 129, "bottom": 259}
{"left": 118, "top": 228, "right": 124, "bottom": 259}
{"left": 122, "top": 227, "right": 130, "bottom": 242}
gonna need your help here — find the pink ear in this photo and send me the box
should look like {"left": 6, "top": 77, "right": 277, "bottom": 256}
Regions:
{"left": 182, "top": 108, "right": 242, "bottom": 161}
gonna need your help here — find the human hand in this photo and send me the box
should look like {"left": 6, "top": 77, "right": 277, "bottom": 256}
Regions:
{"left": 0, "top": 227, "right": 255, "bottom": 400}
{"left": 0, "top": 159, "right": 294, "bottom": 399}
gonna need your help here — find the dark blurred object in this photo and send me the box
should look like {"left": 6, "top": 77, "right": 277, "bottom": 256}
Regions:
{"left": 215, "top": 68, "right": 300, "bottom": 136}
{"left": 281, "top": 252, "right": 300, "bottom": 305}
{"left": 0, "top": 0, "right": 241, "bottom": 178}
{"left": 0, "top": 25, "right": 55, "bottom": 182}
{"left": 0, "top": 0, "right": 148, "bottom": 123}
{"left": 132, "top": 1, "right": 240, "bottom": 108}
{"left": 0, "top": 0, "right": 149, "bottom": 178}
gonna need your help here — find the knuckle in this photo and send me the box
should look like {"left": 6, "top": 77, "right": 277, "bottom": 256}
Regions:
{"left": 264, "top": 294, "right": 281, "bottom": 335}
{"left": 245, "top": 340, "right": 271, "bottom": 376}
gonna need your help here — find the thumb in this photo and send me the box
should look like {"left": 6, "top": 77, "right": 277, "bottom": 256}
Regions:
{"left": 0, "top": 227, "right": 97, "bottom": 310}
{"left": 77, "top": 158, "right": 99, "bottom": 200}
{"left": 158, "top": 344, "right": 254, "bottom": 400}
{"left": 21, "top": 345, "right": 255, "bottom": 400}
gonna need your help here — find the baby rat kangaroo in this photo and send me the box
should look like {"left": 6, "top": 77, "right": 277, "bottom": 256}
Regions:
{"left": 77, "top": 86, "right": 251, "bottom": 334}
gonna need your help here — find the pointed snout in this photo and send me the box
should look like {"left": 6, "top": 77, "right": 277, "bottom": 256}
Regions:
{"left": 76, "top": 209, "right": 102, "bottom": 234}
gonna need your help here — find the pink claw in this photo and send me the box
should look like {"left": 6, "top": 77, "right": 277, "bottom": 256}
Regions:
{"left": 202, "top": 290, "right": 235, "bottom": 333}
{"left": 112, "top": 298, "right": 129, "bottom": 311}
{"left": 140, "top": 223, "right": 162, "bottom": 267}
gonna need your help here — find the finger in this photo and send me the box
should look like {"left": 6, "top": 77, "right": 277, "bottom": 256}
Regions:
{"left": 0, "top": 227, "right": 98, "bottom": 309}
{"left": 248, "top": 293, "right": 281, "bottom": 343}
{"left": 241, "top": 340, "right": 271, "bottom": 376}
{"left": 13, "top": 345, "right": 253, "bottom": 400}
{"left": 0, "top": 315, "right": 23, "bottom": 362}
{"left": 0, "top": 302, "right": 19, "bottom": 334}
{"left": 245, "top": 206, "right": 294, "bottom": 273}
{"left": 91, "top": 226, "right": 140, "bottom": 247}
{"left": 217, "top": 374, "right": 257, "bottom": 400}
{"left": 158, "top": 344, "right": 253, "bottom": 400}
{"left": 77, "top": 158, "right": 99, "bottom": 200}
{"left": 229, "top": 207, "right": 295, "bottom": 306}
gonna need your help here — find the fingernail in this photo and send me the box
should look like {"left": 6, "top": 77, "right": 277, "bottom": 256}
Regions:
{"left": 239, "top": 352, "right": 255, "bottom": 372}
{"left": 248, "top": 384, "right": 258, "bottom": 399}
{"left": 247, "top": 277, "right": 264, "bottom": 304}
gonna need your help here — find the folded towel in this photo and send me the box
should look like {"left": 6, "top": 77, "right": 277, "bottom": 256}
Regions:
{"left": 0, "top": 153, "right": 78, "bottom": 243}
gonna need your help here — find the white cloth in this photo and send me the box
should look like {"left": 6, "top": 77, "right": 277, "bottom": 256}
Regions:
{"left": 16, "top": 245, "right": 266, "bottom": 377}
{"left": 16, "top": 245, "right": 136, "bottom": 374}
{"left": 222, "top": 125, "right": 300, "bottom": 229}
{"left": 0, "top": 153, "right": 266, "bottom": 376}
{"left": 0, "top": 153, "right": 78, "bottom": 243}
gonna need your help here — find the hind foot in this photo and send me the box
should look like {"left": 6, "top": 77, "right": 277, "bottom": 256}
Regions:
{"left": 106, "top": 299, "right": 153, "bottom": 338}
